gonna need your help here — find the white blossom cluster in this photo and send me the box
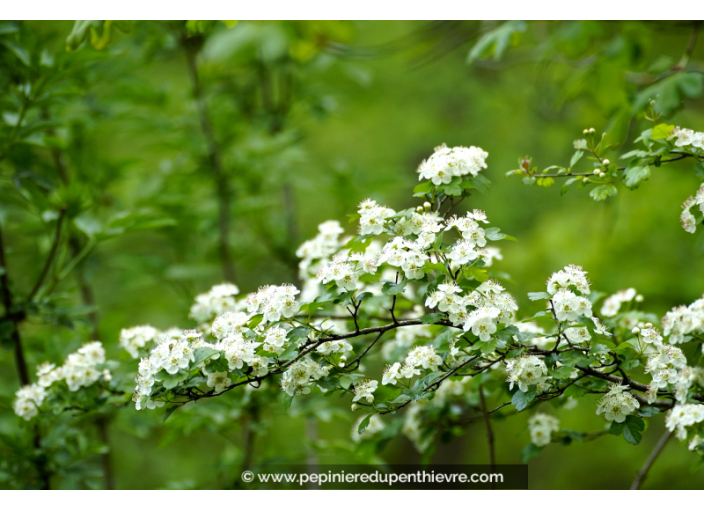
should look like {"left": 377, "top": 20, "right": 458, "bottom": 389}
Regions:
{"left": 506, "top": 356, "right": 550, "bottom": 392}
{"left": 382, "top": 345, "right": 442, "bottom": 385}
{"left": 528, "top": 413, "right": 560, "bottom": 446}
{"left": 680, "top": 183, "right": 704, "bottom": 234}
{"left": 378, "top": 237, "right": 429, "bottom": 280}
{"left": 547, "top": 265, "right": 593, "bottom": 322}
{"left": 671, "top": 127, "right": 704, "bottom": 150}
{"left": 417, "top": 144, "right": 488, "bottom": 185}
{"left": 245, "top": 284, "right": 301, "bottom": 324}
{"left": 645, "top": 344, "right": 687, "bottom": 392}
{"left": 14, "top": 342, "right": 111, "bottom": 420}
{"left": 600, "top": 288, "right": 638, "bottom": 317}
{"left": 189, "top": 283, "right": 241, "bottom": 325}
{"left": 296, "top": 220, "right": 345, "bottom": 279}
{"left": 662, "top": 295, "right": 704, "bottom": 344}
{"left": 316, "top": 252, "right": 377, "bottom": 291}
{"left": 666, "top": 404, "right": 704, "bottom": 441}
{"left": 425, "top": 280, "right": 517, "bottom": 341}
{"left": 120, "top": 325, "right": 161, "bottom": 358}
{"left": 358, "top": 198, "right": 396, "bottom": 235}
{"left": 280, "top": 357, "right": 330, "bottom": 396}
{"left": 596, "top": 384, "right": 640, "bottom": 423}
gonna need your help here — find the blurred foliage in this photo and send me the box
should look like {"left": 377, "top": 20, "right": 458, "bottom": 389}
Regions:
{"left": 1, "top": 20, "right": 704, "bottom": 489}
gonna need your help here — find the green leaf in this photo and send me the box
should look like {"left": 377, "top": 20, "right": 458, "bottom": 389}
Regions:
{"left": 344, "top": 234, "right": 374, "bottom": 253}
{"left": 623, "top": 166, "right": 651, "bottom": 190}
{"left": 467, "top": 174, "right": 491, "bottom": 194}
{"left": 420, "top": 313, "right": 445, "bottom": 325}
{"left": 163, "top": 405, "right": 180, "bottom": 424}
{"left": 589, "top": 184, "right": 618, "bottom": 201}
{"left": 639, "top": 407, "right": 660, "bottom": 418}
{"left": 610, "top": 415, "right": 645, "bottom": 445}
{"left": 1, "top": 40, "right": 30, "bottom": 66}
{"left": 413, "top": 181, "right": 434, "bottom": 197}
{"left": 528, "top": 292, "right": 550, "bottom": 301}
{"left": 382, "top": 280, "right": 407, "bottom": 296}
{"left": 467, "top": 20, "right": 527, "bottom": 63}
{"left": 650, "top": 123, "right": 675, "bottom": 140}
{"left": 358, "top": 414, "right": 373, "bottom": 434}
{"left": 283, "top": 392, "right": 294, "bottom": 411}
{"left": 192, "top": 346, "right": 219, "bottom": 366}
{"left": 522, "top": 443, "right": 543, "bottom": 463}
{"left": 570, "top": 150, "right": 584, "bottom": 168}
{"left": 512, "top": 390, "right": 529, "bottom": 411}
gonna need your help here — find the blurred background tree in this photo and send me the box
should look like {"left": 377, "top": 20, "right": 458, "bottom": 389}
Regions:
{"left": 1, "top": 20, "right": 703, "bottom": 489}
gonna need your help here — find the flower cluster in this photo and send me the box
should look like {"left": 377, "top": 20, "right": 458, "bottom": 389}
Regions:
{"left": 528, "top": 413, "right": 560, "bottom": 446}
{"left": 666, "top": 404, "right": 704, "bottom": 441}
{"left": 671, "top": 127, "right": 704, "bottom": 151}
{"left": 662, "top": 295, "right": 704, "bottom": 344}
{"left": 417, "top": 143, "right": 488, "bottom": 185}
{"left": 600, "top": 288, "right": 639, "bottom": 317}
{"left": 596, "top": 384, "right": 640, "bottom": 423}
{"left": 378, "top": 237, "right": 428, "bottom": 280}
{"left": 316, "top": 252, "right": 377, "bottom": 291}
{"left": 245, "top": 284, "right": 301, "bottom": 323}
{"left": 680, "top": 184, "right": 704, "bottom": 234}
{"left": 506, "top": 356, "right": 549, "bottom": 392}
{"left": 548, "top": 265, "right": 593, "bottom": 322}
{"left": 383, "top": 345, "right": 442, "bottom": 385}
{"left": 445, "top": 209, "right": 489, "bottom": 248}
{"left": 120, "top": 325, "right": 160, "bottom": 358}
{"left": 296, "top": 220, "right": 345, "bottom": 279}
{"left": 14, "top": 342, "right": 111, "bottom": 420}
{"left": 189, "top": 283, "right": 240, "bottom": 325}
{"left": 281, "top": 357, "right": 330, "bottom": 396}
{"left": 425, "top": 280, "right": 517, "bottom": 340}
{"left": 645, "top": 344, "right": 687, "bottom": 393}
{"left": 358, "top": 198, "right": 395, "bottom": 235}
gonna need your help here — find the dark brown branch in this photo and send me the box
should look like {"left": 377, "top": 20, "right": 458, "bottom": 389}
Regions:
{"left": 27, "top": 207, "right": 67, "bottom": 302}
{"left": 478, "top": 385, "right": 496, "bottom": 489}
{"left": 630, "top": 430, "right": 672, "bottom": 490}
{"left": 183, "top": 35, "right": 236, "bottom": 282}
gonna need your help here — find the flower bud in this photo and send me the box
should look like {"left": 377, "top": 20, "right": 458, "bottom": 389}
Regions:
{"left": 351, "top": 404, "right": 358, "bottom": 411}
{"left": 583, "top": 129, "right": 589, "bottom": 135}
{"left": 598, "top": 172, "right": 606, "bottom": 178}
{"left": 632, "top": 327, "right": 640, "bottom": 334}
{"left": 589, "top": 127, "right": 596, "bottom": 133}
{"left": 645, "top": 322, "right": 652, "bottom": 328}
{"left": 593, "top": 169, "right": 600, "bottom": 175}
{"left": 582, "top": 177, "right": 589, "bottom": 183}
{"left": 602, "top": 159, "right": 610, "bottom": 165}
{"left": 340, "top": 355, "right": 347, "bottom": 361}
{"left": 635, "top": 294, "right": 644, "bottom": 302}
{"left": 416, "top": 206, "right": 423, "bottom": 212}
{"left": 423, "top": 201, "right": 431, "bottom": 211}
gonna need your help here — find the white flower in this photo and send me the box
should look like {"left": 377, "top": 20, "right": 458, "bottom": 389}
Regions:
{"left": 353, "top": 379, "right": 379, "bottom": 403}
{"left": 417, "top": 144, "right": 488, "bottom": 185}
{"left": 190, "top": 283, "right": 240, "bottom": 324}
{"left": 506, "top": 356, "right": 549, "bottom": 392}
{"left": 358, "top": 199, "right": 395, "bottom": 235}
{"left": 552, "top": 288, "right": 592, "bottom": 322}
{"left": 382, "top": 362, "right": 402, "bottom": 385}
{"left": 596, "top": 384, "right": 640, "bottom": 423}
{"left": 666, "top": 404, "right": 704, "bottom": 440}
{"left": 528, "top": 413, "right": 560, "bottom": 447}
{"left": 206, "top": 371, "right": 232, "bottom": 393}
{"left": 120, "top": 325, "right": 159, "bottom": 358}
{"left": 464, "top": 306, "right": 500, "bottom": 342}
{"left": 564, "top": 325, "right": 591, "bottom": 344}
{"left": 546, "top": 264, "right": 590, "bottom": 295}
{"left": 600, "top": 288, "right": 637, "bottom": 317}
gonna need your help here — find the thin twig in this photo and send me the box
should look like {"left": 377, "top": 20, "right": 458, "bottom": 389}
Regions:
{"left": 630, "top": 430, "right": 672, "bottom": 490}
